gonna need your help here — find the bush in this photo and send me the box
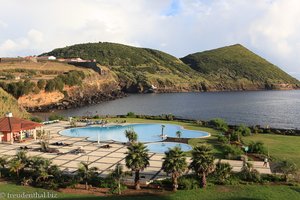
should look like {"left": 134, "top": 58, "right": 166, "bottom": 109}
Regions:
{"left": 126, "top": 112, "right": 136, "bottom": 117}
{"left": 48, "top": 114, "right": 65, "bottom": 121}
{"left": 213, "top": 162, "right": 232, "bottom": 184}
{"left": 239, "top": 168, "right": 261, "bottom": 182}
{"left": 30, "top": 116, "right": 43, "bottom": 123}
{"left": 209, "top": 118, "right": 228, "bottom": 132}
{"left": 178, "top": 177, "right": 199, "bottom": 190}
{"left": 223, "top": 144, "right": 243, "bottom": 160}
{"left": 248, "top": 141, "right": 267, "bottom": 155}
{"left": 217, "top": 134, "right": 229, "bottom": 144}
{"left": 37, "top": 79, "right": 46, "bottom": 90}
{"left": 236, "top": 124, "right": 251, "bottom": 136}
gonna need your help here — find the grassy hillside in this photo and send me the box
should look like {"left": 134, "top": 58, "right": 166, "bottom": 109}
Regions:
{"left": 41, "top": 42, "right": 206, "bottom": 92}
{"left": 0, "top": 88, "right": 29, "bottom": 118}
{"left": 42, "top": 42, "right": 299, "bottom": 92}
{"left": 181, "top": 44, "right": 300, "bottom": 89}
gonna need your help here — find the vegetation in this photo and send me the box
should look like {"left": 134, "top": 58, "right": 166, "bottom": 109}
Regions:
{"left": 190, "top": 144, "right": 215, "bottom": 188}
{"left": 125, "top": 142, "right": 150, "bottom": 190}
{"left": 181, "top": 44, "right": 300, "bottom": 89}
{"left": 77, "top": 161, "right": 99, "bottom": 190}
{"left": 124, "top": 128, "right": 138, "bottom": 143}
{"left": 162, "top": 146, "right": 188, "bottom": 191}
{"left": 0, "top": 88, "right": 29, "bottom": 118}
{"left": 213, "top": 161, "right": 233, "bottom": 184}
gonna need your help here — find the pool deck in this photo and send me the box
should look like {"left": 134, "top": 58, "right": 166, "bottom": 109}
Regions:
{"left": 0, "top": 121, "right": 272, "bottom": 184}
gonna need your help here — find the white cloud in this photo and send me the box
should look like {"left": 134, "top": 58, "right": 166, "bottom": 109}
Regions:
{"left": 0, "top": 0, "right": 299, "bottom": 79}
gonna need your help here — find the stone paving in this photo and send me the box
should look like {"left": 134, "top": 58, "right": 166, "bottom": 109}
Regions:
{"left": 0, "top": 121, "right": 271, "bottom": 184}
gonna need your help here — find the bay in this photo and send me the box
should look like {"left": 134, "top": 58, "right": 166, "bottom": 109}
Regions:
{"left": 41, "top": 90, "right": 300, "bottom": 129}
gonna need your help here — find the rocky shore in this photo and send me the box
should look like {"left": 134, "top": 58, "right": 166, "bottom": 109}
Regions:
{"left": 26, "top": 90, "right": 126, "bottom": 112}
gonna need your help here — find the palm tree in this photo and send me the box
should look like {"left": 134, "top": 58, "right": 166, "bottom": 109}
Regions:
{"left": 9, "top": 150, "right": 29, "bottom": 178}
{"left": 125, "top": 142, "right": 150, "bottom": 190}
{"left": 77, "top": 161, "right": 98, "bottom": 190}
{"left": 176, "top": 131, "right": 182, "bottom": 139}
{"left": 214, "top": 161, "right": 232, "bottom": 184}
{"left": 124, "top": 128, "right": 138, "bottom": 143}
{"left": 109, "top": 163, "right": 128, "bottom": 195}
{"left": 9, "top": 159, "right": 25, "bottom": 178}
{"left": 0, "top": 155, "right": 9, "bottom": 178}
{"left": 162, "top": 146, "right": 187, "bottom": 191}
{"left": 189, "top": 144, "right": 215, "bottom": 188}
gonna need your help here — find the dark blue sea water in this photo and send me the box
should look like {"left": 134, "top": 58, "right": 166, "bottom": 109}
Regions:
{"left": 45, "top": 90, "right": 300, "bottom": 129}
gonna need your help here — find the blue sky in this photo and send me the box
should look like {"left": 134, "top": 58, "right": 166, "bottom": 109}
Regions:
{"left": 0, "top": 0, "right": 300, "bottom": 79}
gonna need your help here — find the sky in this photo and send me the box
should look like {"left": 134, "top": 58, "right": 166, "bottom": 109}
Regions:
{"left": 0, "top": 0, "right": 300, "bottom": 79}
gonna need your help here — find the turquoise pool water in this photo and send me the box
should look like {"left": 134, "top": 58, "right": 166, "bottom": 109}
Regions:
{"left": 146, "top": 142, "right": 193, "bottom": 153}
{"left": 60, "top": 123, "right": 209, "bottom": 143}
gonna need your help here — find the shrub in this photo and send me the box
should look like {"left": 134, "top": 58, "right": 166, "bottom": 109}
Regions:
{"left": 239, "top": 163, "right": 261, "bottom": 182}
{"left": 48, "top": 114, "right": 65, "bottom": 121}
{"left": 30, "top": 116, "right": 43, "bottom": 123}
{"left": 209, "top": 118, "right": 228, "bottom": 132}
{"left": 214, "top": 162, "right": 232, "bottom": 184}
{"left": 223, "top": 144, "right": 243, "bottom": 160}
{"left": 236, "top": 124, "right": 251, "bottom": 136}
{"left": 126, "top": 112, "right": 136, "bottom": 117}
{"left": 178, "top": 177, "right": 199, "bottom": 190}
{"left": 37, "top": 79, "right": 46, "bottom": 90}
{"left": 217, "top": 134, "right": 229, "bottom": 144}
{"left": 248, "top": 141, "right": 267, "bottom": 155}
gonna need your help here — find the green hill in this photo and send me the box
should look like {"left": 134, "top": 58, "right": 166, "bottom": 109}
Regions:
{"left": 41, "top": 42, "right": 206, "bottom": 92}
{"left": 0, "top": 88, "right": 29, "bottom": 118}
{"left": 42, "top": 42, "right": 299, "bottom": 92}
{"left": 181, "top": 44, "right": 300, "bottom": 90}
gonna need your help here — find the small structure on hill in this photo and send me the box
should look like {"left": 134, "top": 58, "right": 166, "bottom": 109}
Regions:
{"left": 0, "top": 113, "right": 42, "bottom": 144}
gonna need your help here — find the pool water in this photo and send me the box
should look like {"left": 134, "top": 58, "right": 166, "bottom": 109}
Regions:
{"left": 146, "top": 142, "right": 193, "bottom": 153}
{"left": 60, "top": 123, "right": 209, "bottom": 143}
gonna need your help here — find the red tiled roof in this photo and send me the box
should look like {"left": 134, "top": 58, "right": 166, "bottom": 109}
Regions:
{"left": 0, "top": 117, "right": 42, "bottom": 133}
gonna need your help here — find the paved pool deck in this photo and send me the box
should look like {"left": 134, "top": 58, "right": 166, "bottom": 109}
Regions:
{"left": 0, "top": 121, "right": 272, "bottom": 184}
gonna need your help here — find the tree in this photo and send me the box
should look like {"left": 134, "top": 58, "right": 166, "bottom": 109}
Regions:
{"left": 109, "top": 163, "right": 128, "bottom": 195}
{"left": 189, "top": 144, "right": 215, "bottom": 188}
{"left": 9, "top": 159, "right": 25, "bottom": 178}
{"left": 176, "top": 131, "right": 182, "bottom": 139}
{"left": 209, "top": 118, "right": 228, "bottom": 132}
{"left": 30, "top": 156, "right": 53, "bottom": 183}
{"left": 214, "top": 161, "right": 232, "bottom": 184}
{"left": 236, "top": 124, "right": 251, "bottom": 136}
{"left": 37, "top": 79, "right": 46, "bottom": 90}
{"left": 162, "top": 146, "right": 187, "bottom": 191}
{"left": 248, "top": 141, "right": 267, "bottom": 154}
{"left": 0, "top": 155, "right": 9, "bottom": 178}
{"left": 37, "top": 130, "right": 50, "bottom": 152}
{"left": 124, "top": 128, "right": 138, "bottom": 143}
{"left": 275, "top": 160, "right": 298, "bottom": 182}
{"left": 77, "top": 161, "right": 98, "bottom": 190}
{"left": 45, "top": 80, "right": 56, "bottom": 92}
{"left": 125, "top": 142, "right": 150, "bottom": 190}
{"left": 9, "top": 150, "right": 29, "bottom": 178}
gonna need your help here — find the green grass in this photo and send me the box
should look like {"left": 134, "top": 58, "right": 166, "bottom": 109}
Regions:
{"left": 181, "top": 44, "right": 300, "bottom": 87}
{"left": 243, "top": 133, "right": 300, "bottom": 166}
{"left": 0, "top": 88, "right": 29, "bottom": 118}
{"left": 0, "top": 183, "right": 299, "bottom": 200}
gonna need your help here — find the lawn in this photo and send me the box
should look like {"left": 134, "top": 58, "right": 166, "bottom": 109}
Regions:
{"left": 243, "top": 133, "right": 300, "bottom": 166}
{"left": 0, "top": 183, "right": 299, "bottom": 200}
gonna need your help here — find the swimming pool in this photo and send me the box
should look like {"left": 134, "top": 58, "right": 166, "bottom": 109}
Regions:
{"left": 146, "top": 142, "right": 193, "bottom": 153}
{"left": 60, "top": 123, "right": 209, "bottom": 143}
